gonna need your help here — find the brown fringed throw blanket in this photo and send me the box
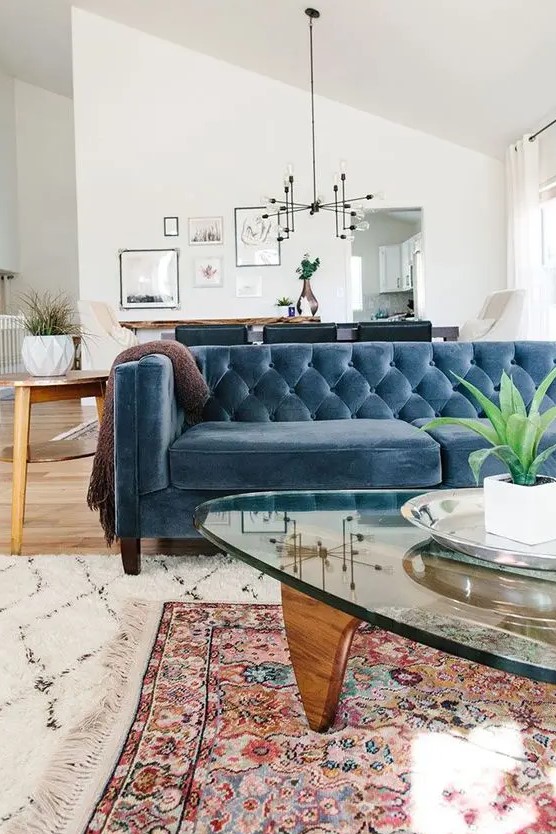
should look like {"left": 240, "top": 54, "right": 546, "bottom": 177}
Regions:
{"left": 88, "top": 341, "right": 209, "bottom": 545}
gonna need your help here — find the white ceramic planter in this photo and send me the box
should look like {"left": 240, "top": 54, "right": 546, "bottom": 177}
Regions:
{"left": 276, "top": 306, "right": 291, "bottom": 317}
{"left": 21, "top": 335, "right": 75, "bottom": 377}
{"left": 484, "top": 474, "right": 556, "bottom": 545}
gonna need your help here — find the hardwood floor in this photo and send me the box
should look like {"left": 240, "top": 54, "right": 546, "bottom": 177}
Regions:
{"left": 0, "top": 398, "right": 217, "bottom": 557}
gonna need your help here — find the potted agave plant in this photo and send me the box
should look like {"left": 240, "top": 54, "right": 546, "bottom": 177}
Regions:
{"left": 423, "top": 368, "right": 556, "bottom": 545}
{"left": 20, "top": 290, "right": 80, "bottom": 377}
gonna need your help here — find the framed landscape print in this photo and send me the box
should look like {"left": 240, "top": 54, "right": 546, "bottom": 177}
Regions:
{"left": 119, "top": 248, "right": 180, "bottom": 309}
{"left": 235, "top": 206, "right": 281, "bottom": 267}
{"left": 194, "top": 256, "right": 223, "bottom": 287}
{"left": 189, "top": 216, "right": 224, "bottom": 245}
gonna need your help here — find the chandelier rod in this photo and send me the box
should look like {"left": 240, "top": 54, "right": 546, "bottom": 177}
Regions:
{"left": 306, "top": 8, "right": 320, "bottom": 208}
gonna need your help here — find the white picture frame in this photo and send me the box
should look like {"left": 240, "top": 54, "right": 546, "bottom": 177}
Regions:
{"left": 194, "top": 256, "right": 223, "bottom": 288}
{"left": 236, "top": 274, "right": 262, "bottom": 298}
{"left": 189, "top": 216, "right": 224, "bottom": 246}
{"left": 119, "top": 248, "right": 180, "bottom": 309}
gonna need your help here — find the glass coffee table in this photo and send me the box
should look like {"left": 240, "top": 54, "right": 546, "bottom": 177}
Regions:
{"left": 194, "top": 489, "right": 556, "bottom": 732}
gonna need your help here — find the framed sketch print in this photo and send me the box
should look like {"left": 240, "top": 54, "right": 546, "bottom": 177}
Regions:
{"left": 241, "top": 511, "right": 287, "bottom": 534}
{"left": 194, "top": 256, "right": 223, "bottom": 287}
{"left": 236, "top": 274, "right": 262, "bottom": 298}
{"left": 189, "top": 216, "right": 224, "bottom": 245}
{"left": 235, "top": 206, "right": 281, "bottom": 267}
{"left": 119, "top": 248, "right": 180, "bottom": 309}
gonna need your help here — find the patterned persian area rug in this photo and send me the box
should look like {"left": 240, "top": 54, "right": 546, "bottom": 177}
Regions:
{"left": 0, "top": 554, "right": 279, "bottom": 833}
{"left": 28, "top": 602, "right": 556, "bottom": 834}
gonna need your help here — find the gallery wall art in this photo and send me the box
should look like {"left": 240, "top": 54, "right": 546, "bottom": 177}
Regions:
{"left": 119, "top": 248, "right": 180, "bottom": 309}
{"left": 235, "top": 207, "right": 281, "bottom": 267}
{"left": 194, "top": 256, "right": 223, "bottom": 287}
{"left": 189, "top": 217, "right": 224, "bottom": 246}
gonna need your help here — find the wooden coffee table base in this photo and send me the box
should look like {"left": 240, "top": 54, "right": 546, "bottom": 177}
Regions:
{"left": 281, "top": 584, "right": 362, "bottom": 732}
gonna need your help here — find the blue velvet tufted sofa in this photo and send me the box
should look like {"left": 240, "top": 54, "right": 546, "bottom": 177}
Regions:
{"left": 114, "top": 341, "right": 556, "bottom": 573}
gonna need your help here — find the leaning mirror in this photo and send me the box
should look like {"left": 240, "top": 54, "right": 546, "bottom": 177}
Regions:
{"left": 350, "top": 208, "right": 423, "bottom": 323}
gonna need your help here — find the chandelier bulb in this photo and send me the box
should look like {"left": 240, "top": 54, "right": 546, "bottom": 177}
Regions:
{"left": 339, "top": 159, "right": 347, "bottom": 174}
{"left": 356, "top": 221, "right": 370, "bottom": 231}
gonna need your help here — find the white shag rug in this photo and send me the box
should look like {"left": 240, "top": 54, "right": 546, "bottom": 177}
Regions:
{"left": 0, "top": 553, "right": 280, "bottom": 832}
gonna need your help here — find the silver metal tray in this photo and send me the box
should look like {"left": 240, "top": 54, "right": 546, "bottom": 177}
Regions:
{"left": 401, "top": 489, "right": 556, "bottom": 571}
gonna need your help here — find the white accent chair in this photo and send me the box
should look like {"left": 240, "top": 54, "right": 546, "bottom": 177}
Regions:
{"left": 78, "top": 301, "right": 138, "bottom": 370}
{"left": 458, "top": 289, "right": 526, "bottom": 342}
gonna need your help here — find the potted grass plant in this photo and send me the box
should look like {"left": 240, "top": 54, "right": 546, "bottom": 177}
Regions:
{"left": 422, "top": 368, "right": 556, "bottom": 544}
{"left": 20, "top": 290, "right": 80, "bottom": 377}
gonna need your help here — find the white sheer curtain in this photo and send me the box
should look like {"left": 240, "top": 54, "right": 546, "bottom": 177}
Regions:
{"left": 506, "top": 135, "right": 550, "bottom": 339}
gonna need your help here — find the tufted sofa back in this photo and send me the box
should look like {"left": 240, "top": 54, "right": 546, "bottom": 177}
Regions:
{"left": 190, "top": 341, "right": 556, "bottom": 423}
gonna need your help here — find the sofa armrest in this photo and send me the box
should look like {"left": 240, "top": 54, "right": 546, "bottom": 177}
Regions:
{"left": 114, "top": 354, "right": 185, "bottom": 537}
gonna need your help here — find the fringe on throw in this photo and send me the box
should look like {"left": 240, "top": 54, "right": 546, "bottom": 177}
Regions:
{"left": 7, "top": 599, "right": 162, "bottom": 834}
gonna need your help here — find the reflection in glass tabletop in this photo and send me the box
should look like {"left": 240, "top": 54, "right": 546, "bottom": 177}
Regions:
{"left": 195, "top": 490, "right": 556, "bottom": 731}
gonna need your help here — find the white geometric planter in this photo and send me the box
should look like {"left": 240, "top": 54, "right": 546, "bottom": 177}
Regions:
{"left": 276, "top": 306, "right": 290, "bottom": 317}
{"left": 21, "top": 335, "right": 75, "bottom": 377}
{"left": 484, "top": 474, "right": 556, "bottom": 545}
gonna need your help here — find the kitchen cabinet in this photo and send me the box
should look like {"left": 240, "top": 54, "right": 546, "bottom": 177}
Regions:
{"left": 379, "top": 233, "right": 422, "bottom": 293}
{"left": 379, "top": 244, "right": 402, "bottom": 293}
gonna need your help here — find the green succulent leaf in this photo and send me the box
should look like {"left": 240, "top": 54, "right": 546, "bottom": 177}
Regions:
{"left": 529, "top": 367, "right": 556, "bottom": 417}
{"left": 505, "top": 413, "right": 540, "bottom": 471}
{"left": 452, "top": 374, "right": 507, "bottom": 443}
{"left": 538, "top": 405, "right": 556, "bottom": 434}
{"left": 528, "top": 443, "right": 556, "bottom": 482}
{"left": 499, "top": 371, "right": 526, "bottom": 420}
{"left": 468, "top": 444, "right": 528, "bottom": 484}
{"left": 421, "top": 417, "right": 498, "bottom": 446}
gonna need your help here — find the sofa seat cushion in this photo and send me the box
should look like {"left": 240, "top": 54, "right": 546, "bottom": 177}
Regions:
{"left": 169, "top": 419, "right": 441, "bottom": 491}
{"left": 412, "top": 418, "right": 556, "bottom": 487}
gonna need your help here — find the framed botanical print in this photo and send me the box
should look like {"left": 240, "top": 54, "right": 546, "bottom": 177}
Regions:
{"left": 234, "top": 206, "right": 281, "bottom": 267}
{"left": 119, "top": 248, "right": 180, "bottom": 309}
{"left": 194, "top": 256, "right": 223, "bottom": 287}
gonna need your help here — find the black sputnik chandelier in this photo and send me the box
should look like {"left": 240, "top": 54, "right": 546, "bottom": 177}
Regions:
{"left": 261, "top": 8, "right": 375, "bottom": 243}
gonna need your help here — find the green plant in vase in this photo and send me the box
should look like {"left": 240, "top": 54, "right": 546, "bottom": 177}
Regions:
{"left": 422, "top": 368, "right": 556, "bottom": 544}
{"left": 296, "top": 254, "right": 321, "bottom": 316}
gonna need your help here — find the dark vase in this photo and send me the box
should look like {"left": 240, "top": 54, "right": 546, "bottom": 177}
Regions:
{"left": 296, "top": 279, "right": 319, "bottom": 316}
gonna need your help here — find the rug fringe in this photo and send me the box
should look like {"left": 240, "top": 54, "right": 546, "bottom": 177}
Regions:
{"left": 7, "top": 599, "right": 162, "bottom": 834}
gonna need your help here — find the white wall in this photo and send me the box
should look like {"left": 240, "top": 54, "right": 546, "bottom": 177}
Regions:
{"left": 14, "top": 80, "right": 79, "bottom": 299}
{"left": 72, "top": 9, "right": 506, "bottom": 327}
{"left": 0, "top": 67, "right": 18, "bottom": 273}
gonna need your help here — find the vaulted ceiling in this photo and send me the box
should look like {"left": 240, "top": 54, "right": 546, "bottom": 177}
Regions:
{"left": 1, "top": 0, "right": 555, "bottom": 158}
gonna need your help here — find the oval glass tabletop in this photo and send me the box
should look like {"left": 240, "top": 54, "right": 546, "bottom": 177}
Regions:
{"left": 195, "top": 490, "right": 556, "bottom": 689}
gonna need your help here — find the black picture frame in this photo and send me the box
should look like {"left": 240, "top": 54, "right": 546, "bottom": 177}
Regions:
{"left": 234, "top": 206, "right": 281, "bottom": 267}
{"left": 119, "top": 248, "right": 180, "bottom": 309}
{"left": 164, "top": 216, "right": 179, "bottom": 237}
{"left": 241, "top": 511, "right": 288, "bottom": 534}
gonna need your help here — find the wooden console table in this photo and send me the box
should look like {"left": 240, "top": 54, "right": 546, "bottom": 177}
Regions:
{"left": 0, "top": 371, "right": 108, "bottom": 555}
{"left": 121, "top": 316, "right": 319, "bottom": 332}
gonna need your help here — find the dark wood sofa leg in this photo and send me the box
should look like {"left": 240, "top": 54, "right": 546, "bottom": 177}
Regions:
{"left": 121, "top": 538, "right": 141, "bottom": 575}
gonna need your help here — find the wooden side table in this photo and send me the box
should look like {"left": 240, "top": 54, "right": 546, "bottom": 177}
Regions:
{"left": 0, "top": 371, "right": 108, "bottom": 555}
